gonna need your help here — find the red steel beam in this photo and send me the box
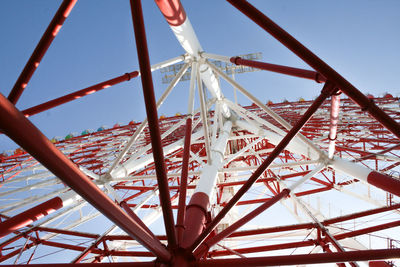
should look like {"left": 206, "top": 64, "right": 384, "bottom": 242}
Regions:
{"left": 334, "top": 220, "right": 400, "bottom": 241}
{"left": 36, "top": 226, "right": 99, "bottom": 239}
{"left": 7, "top": 0, "right": 77, "bottom": 104}
{"left": 22, "top": 71, "right": 139, "bottom": 117}
{"left": 226, "top": 202, "right": 400, "bottom": 239}
{"left": 230, "top": 57, "right": 326, "bottom": 83}
{"left": 0, "top": 93, "right": 171, "bottom": 261}
{"left": 120, "top": 200, "right": 156, "bottom": 239}
{"left": 176, "top": 117, "right": 193, "bottom": 244}
{"left": 129, "top": 0, "right": 177, "bottom": 248}
{"left": 200, "top": 249, "right": 400, "bottom": 266}
{"left": 0, "top": 197, "right": 63, "bottom": 238}
{"left": 227, "top": 0, "right": 400, "bottom": 140}
{"left": 190, "top": 81, "right": 336, "bottom": 251}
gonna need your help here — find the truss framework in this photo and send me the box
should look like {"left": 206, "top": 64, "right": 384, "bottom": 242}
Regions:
{"left": 0, "top": 0, "right": 399, "bottom": 266}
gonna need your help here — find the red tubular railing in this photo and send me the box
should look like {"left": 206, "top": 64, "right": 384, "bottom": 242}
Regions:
{"left": 0, "top": 197, "right": 63, "bottom": 238}
{"left": 7, "top": 0, "right": 77, "bottom": 104}
{"left": 199, "top": 249, "right": 400, "bottom": 266}
{"left": 22, "top": 71, "right": 139, "bottom": 117}
{"left": 231, "top": 57, "right": 326, "bottom": 83}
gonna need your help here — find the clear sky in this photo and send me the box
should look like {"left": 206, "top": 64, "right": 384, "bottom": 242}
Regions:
{"left": 1, "top": 0, "right": 399, "bottom": 152}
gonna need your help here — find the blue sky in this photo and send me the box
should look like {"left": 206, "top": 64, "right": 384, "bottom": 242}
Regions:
{"left": 1, "top": 0, "right": 399, "bottom": 152}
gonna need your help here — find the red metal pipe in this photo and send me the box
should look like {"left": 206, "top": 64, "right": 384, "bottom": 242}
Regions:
{"left": 227, "top": 0, "right": 400, "bottom": 140}
{"left": 230, "top": 57, "right": 326, "bottom": 83}
{"left": 200, "top": 249, "right": 400, "bottom": 266}
{"left": 7, "top": 0, "right": 77, "bottom": 104}
{"left": 210, "top": 239, "right": 315, "bottom": 257}
{"left": 129, "top": 0, "right": 177, "bottom": 248}
{"left": 367, "top": 171, "right": 400, "bottom": 197}
{"left": 154, "top": 0, "right": 187, "bottom": 27}
{"left": 22, "top": 71, "right": 139, "bottom": 117}
{"left": 194, "top": 189, "right": 290, "bottom": 258}
{"left": 0, "top": 197, "right": 63, "bottom": 238}
{"left": 176, "top": 117, "right": 193, "bottom": 245}
{"left": 36, "top": 226, "right": 99, "bottom": 239}
{"left": 190, "top": 81, "right": 335, "bottom": 251}
{"left": 0, "top": 93, "right": 171, "bottom": 261}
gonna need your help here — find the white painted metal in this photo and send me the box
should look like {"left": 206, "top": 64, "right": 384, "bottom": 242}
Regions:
{"left": 195, "top": 120, "right": 232, "bottom": 197}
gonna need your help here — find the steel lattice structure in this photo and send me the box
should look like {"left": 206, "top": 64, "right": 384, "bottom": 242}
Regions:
{"left": 1, "top": 0, "right": 400, "bottom": 266}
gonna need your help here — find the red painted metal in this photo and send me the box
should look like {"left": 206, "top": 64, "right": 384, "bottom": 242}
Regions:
{"left": 129, "top": 0, "right": 177, "bottom": 248}
{"left": 367, "top": 171, "right": 400, "bottom": 197}
{"left": 181, "top": 191, "right": 209, "bottom": 248}
{"left": 176, "top": 117, "right": 193, "bottom": 244}
{"left": 369, "top": 261, "right": 391, "bottom": 267}
{"left": 120, "top": 200, "right": 156, "bottom": 238}
{"left": 0, "top": 93, "right": 171, "bottom": 261}
{"left": 0, "top": 197, "right": 63, "bottom": 238}
{"left": 7, "top": 0, "right": 77, "bottom": 104}
{"left": 190, "top": 81, "right": 335, "bottom": 251}
{"left": 154, "top": 0, "right": 187, "bottom": 26}
{"left": 194, "top": 188, "right": 290, "bottom": 258}
{"left": 230, "top": 56, "right": 326, "bottom": 83}
{"left": 22, "top": 71, "right": 139, "bottom": 117}
{"left": 226, "top": 0, "right": 400, "bottom": 139}
{"left": 199, "top": 249, "right": 400, "bottom": 266}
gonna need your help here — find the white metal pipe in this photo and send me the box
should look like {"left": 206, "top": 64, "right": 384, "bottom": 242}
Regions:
{"left": 187, "top": 62, "right": 197, "bottom": 115}
{"left": 200, "top": 52, "right": 231, "bottom": 63}
{"left": 195, "top": 120, "right": 232, "bottom": 197}
{"left": 149, "top": 54, "right": 186, "bottom": 72}
{"left": 197, "top": 65, "right": 212, "bottom": 163}
{"left": 287, "top": 164, "right": 325, "bottom": 191}
{"left": 329, "top": 158, "right": 371, "bottom": 183}
{"left": 0, "top": 178, "right": 60, "bottom": 198}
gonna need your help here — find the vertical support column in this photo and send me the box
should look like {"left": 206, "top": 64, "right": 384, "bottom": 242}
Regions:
{"left": 0, "top": 197, "right": 63, "bottom": 238}
{"left": 129, "top": 0, "right": 177, "bottom": 248}
{"left": 8, "top": 0, "right": 77, "bottom": 104}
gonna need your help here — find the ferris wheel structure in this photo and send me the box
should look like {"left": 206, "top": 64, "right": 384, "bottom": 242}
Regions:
{"left": 0, "top": 0, "right": 400, "bottom": 266}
